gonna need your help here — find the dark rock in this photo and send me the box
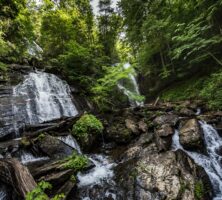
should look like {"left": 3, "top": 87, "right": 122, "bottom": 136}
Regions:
{"left": 37, "top": 135, "right": 73, "bottom": 159}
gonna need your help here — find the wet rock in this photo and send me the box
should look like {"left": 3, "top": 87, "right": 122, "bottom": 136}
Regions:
{"left": 37, "top": 135, "right": 73, "bottom": 159}
{"left": 179, "top": 119, "right": 204, "bottom": 150}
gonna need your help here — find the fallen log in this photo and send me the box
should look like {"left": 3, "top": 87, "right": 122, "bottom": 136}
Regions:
{"left": 0, "top": 159, "right": 37, "bottom": 198}
{"left": 24, "top": 113, "right": 83, "bottom": 138}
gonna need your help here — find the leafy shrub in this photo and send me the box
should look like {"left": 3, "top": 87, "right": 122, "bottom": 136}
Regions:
{"left": 61, "top": 152, "right": 88, "bottom": 171}
{"left": 72, "top": 114, "right": 104, "bottom": 141}
{"left": 26, "top": 181, "right": 64, "bottom": 200}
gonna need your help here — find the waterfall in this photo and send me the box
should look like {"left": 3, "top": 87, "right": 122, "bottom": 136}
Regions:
{"left": 117, "top": 63, "right": 144, "bottom": 107}
{"left": 1, "top": 71, "right": 78, "bottom": 137}
{"left": 172, "top": 122, "right": 222, "bottom": 199}
{"left": 20, "top": 150, "right": 49, "bottom": 165}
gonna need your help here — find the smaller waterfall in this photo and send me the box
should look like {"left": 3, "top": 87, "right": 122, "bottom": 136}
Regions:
{"left": 172, "top": 122, "right": 222, "bottom": 199}
{"left": 58, "top": 135, "right": 82, "bottom": 154}
{"left": 20, "top": 150, "right": 49, "bottom": 164}
{"left": 117, "top": 63, "right": 144, "bottom": 107}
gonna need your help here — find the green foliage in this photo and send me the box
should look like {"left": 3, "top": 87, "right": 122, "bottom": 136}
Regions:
{"left": 91, "top": 64, "right": 133, "bottom": 107}
{"left": 161, "top": 69, "right": 222, "bottom": 110}
{"left": 61, "top": 152, "right": 88, "bottom": 171}
{"left": 72, "top": 114, "right": 104, "bottom": 140}
{"left": 200, "top": 70, "right": 222, "bottom": 109}
{"left": 120, "top": 0, "right": 222, "bottom": 85}
{"left": 194, "top": 181, "right": 204, "bottom": 200}
{"left": 25, "top": 181, "right": 64, "bottom": 200}
{"left": 161, "top": 77, "right": 205, "bottom": 101}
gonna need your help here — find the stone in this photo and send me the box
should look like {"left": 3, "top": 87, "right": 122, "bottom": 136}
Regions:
{"left": 116, "top": 144, "right": 212, "bottom": 200}
{"left": 125, "top": 119, "right": 139, "bottom": 134}
{"left": 156, "top": 124, "right": 174, "bottom": 137}
{"left": 37, "top": 135, "right": 73, "bottom": 159}
{"left": 179, "top": 119, "right": 204, "bottom": 150}
{"left": 179, "top": 108, "right": 195, "bottom": 116}
{"left": 153, "top": 114, "right": 178, "bottom": 126}
{"left": 138, "top": 120, "right": 148, "bottom": 132}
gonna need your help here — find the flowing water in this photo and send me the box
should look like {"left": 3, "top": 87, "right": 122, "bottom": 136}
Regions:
{"left": 74, "top": 154, "right": 118, "bottom": 200}
{"left": 0, "top": 71, "right": 78, "bottom": 138}
{"left": 117, "top": 63, "right": 143, "bottom": 107}
{"left": 172, "top": 122, "right": 222, "bottom": 199}
{"left": 20, "top": 150, "right": 49, "bottom": 165}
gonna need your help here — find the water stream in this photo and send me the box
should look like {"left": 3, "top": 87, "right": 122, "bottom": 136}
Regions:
{"left": 117, "top": 63, "right": 143, "bottom": 107}
{"left": 74, "top": 154, "right": 118, "bottom": 200}
{"left": 172, "top": 122, "right": 222, "bottom": 199}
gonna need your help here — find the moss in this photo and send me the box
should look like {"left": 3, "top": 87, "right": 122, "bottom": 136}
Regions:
{"left": 70, "top": 175, "right": 76, "bottom": 183}
{"left": 61, "top": 152, "right": 88, "bottom": 171}
{"left": 20, "top": 137, "right": 31, "bottom": 147}
{"left": 194, "top": 181, "right": 204, "bottom": 200}
{"left": 72, "top": 114, "right": 104, "bottom": 141}
{"left": 37, "top": 133, "right": 46, "bottom": 141}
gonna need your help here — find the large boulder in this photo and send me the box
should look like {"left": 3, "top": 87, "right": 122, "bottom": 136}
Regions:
{"left": 179, "top": 119, "right": 204, "bottom": 151}
{"left": 115, "top": 141, "right": 212, "bottom": 200}
{"left": 153, "top": 114, "right": 178, "bottom": 126}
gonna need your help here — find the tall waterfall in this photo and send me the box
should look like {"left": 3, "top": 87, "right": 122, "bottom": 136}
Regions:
{"left": 172, "top": 122, "right": 222, "bottom": 199}
{"left": 0, "top": 71, "right": 78, "bottom": 138}
{"left": 117, "top": 63, "right": 144, "bottom": 107}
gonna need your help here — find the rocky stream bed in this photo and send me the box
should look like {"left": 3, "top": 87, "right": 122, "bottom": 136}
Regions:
{"left": 1, "top": 65, "right": 222, "bottom": 200}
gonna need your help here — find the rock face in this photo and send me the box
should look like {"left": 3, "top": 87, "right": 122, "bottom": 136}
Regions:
{"left": 115, "top": 137, "right": 212, "bottom": 200}
{"left": 179, "top": 119, "right": 204, "bottom": 150}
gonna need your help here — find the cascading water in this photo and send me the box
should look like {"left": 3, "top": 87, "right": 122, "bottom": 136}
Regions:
{"left": 172, "top": 122, "right": 222, "bottom": 199}
{"left": 117, "top": 63, "right": 143, "bottom": 107}
{"left": 20, "top": 150, "right": 49, "bottom": 165}
{"left": 2, "top": 71, "right": 78, "bottom": 137}
{"left": 74, "top": 154, "right": 118, "bottom": 200}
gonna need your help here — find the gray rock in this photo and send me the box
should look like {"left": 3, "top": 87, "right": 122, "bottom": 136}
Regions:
{"left": 179, "top": 119, "right": 204, "bottom": 150}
